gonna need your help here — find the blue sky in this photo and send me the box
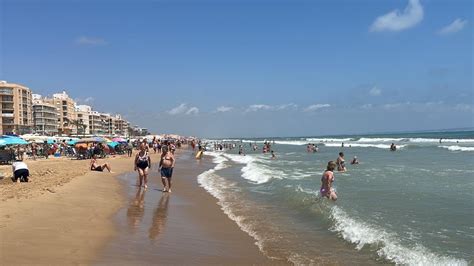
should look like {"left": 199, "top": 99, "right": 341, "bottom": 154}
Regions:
{"left": 1, "top": 0, "right": 473, "bottom": 137}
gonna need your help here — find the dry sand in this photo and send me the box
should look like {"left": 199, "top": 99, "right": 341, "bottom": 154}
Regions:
{"left": 0, "top": 154, "right": 135, "bottom": 264}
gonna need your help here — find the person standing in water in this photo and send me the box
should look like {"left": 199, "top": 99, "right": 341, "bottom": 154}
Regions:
{"left": 336, "top": 152, "right": 347, "bottom": 172}
{"left": 320, "top": 161, "right": 337, "bottom": 201}
{"left": 159, "top": 145, "right": 175, "bottom": 192}
{"left": 134, "top": 145, "right": 151, "bottom": 189}
{"left": 390, "top": 143, "right": 397, "bottom": 151}
{"left": 271, "top": 150, "right": 276, "bottom": 159}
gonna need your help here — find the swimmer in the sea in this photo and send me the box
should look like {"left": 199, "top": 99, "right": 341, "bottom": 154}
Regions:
{"left": 320, "top": 161, "right": 337, "bottom": 201}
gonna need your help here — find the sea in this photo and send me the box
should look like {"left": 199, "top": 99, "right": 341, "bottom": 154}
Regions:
{"left": 200, "top": 130, "right": 474, "bottom": 265}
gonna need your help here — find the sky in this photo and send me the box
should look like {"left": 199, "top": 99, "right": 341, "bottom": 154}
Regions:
{"left": 1, "top": 0, "right": 473, "bottom": 138}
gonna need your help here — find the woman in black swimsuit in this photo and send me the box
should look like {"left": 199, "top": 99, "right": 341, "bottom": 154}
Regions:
{"left": 135, "top": 145, "right": 151, "bottom": 189}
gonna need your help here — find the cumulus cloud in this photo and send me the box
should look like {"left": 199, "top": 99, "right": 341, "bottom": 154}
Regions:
{"left": 438, "top": 18, "right": 467, "bottom": 35}
{"left": 246, "top": 104, "right": 273, "bottom": 112}
{"left": 370, "top": 0, "right": 423, "bottom": 32}
{"left": 369, "top": 86, "right": 381, "bottom": 96}
{"left": 75, "top": 36, "right": 108, "bottom": 46}
{"left": 167, "top": 103, "right": 199, "bottom": 115}
{"left": 216, "top": 106, "right": 233, "bottom": 112}
{"left": 304, "top": 104, "right": 331, "bottom": 112}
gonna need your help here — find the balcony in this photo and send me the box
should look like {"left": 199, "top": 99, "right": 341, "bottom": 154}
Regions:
{"left": 1, "top": 113, "right": 14, "bottom": 118}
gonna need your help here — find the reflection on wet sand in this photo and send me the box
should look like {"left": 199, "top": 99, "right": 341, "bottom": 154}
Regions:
{"left": 126, "top": 188, "right": 146, "bottom": 233}
{"left": 149, "top": 193, "right": 170, "bottom": 240}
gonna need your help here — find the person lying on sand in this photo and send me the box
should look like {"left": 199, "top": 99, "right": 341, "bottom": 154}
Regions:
{"left": 90, "top": 154, "right": 113, "bottom": 173}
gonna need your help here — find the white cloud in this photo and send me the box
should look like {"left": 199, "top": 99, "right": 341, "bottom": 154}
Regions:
{"left": 369, "top": 86, "right": 381, "bottom": 96}
{"left": 216, "top": 106, "right": 233, "bottom": 112}
{"left": 304, "top": 104, "right": 331, "bottom": 112}
{"left": 438, "top": 18, "right": 467, "bottom": 35}
{"left": 185, "top": 107, "right": 199, "bottom": 115}
{"left": 75, "top": 36, "right": 107, "bottom": 46}
{"left": 276, "top": 103, "right": 298, "bottom": 110}
{"left": 167, "top": 103, "right": 199, "bottom": 115}
{"left": 370, "top": 0, "right": 423, "bottom": 32}
{"left": 84, "top": 97, "right": 94, "bottom": 103}
{"left": 246, "top": 104, "right": 273, "bottom": 112}
{"left": 361, "top": 104, "right": 373, "bottom": 109}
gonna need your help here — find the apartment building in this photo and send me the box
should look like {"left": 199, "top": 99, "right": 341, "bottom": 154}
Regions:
{"left": 32, "top": 94, "right": 58, "bottom": 135}
{"left": 75, "top": 105, "right": 91, "bottom": 135}
{"left": 0, "top": 81, "right": 33, "bottom": 135}
{"left": 43, "top": 91, "right": 77, "bottom": 135}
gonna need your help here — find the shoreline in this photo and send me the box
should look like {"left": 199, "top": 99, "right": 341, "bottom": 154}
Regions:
{"left": 98, "top": 149, "right": 281, "bottom": 265}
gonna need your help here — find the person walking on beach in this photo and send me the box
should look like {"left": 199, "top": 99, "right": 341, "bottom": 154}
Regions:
{"left": 127, "top": 140, "right": 134, "bottom": 157}
{"left": 320, "top": 161, "right": 337, "bottom": 201}
{"left": 159, "top": 145, "right": 175, "bottom": 192}
{"left": 135, "top": 145, "right": 151, "bottom": 189}
{"left": 336, "top": 152, "right": 346, "bottom": 172}
{"left": 90, "top": 154, "right": 113, "bottom": 172}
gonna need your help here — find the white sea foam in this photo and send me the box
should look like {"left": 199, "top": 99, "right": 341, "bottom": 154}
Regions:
{"left": 274, "top": 140, "right": 308, "bottom": 146}
{"left": 197, "top": 153, "right": 272, "bottom": 258}
{"left": 225, "top": 154, "right": 284, "bottom": 184}
{"left": 323, "top": 143, "right": 406, "bottom": 149}
{"left": 330, "top": 206, "right": 468, "bottom": 266}
{"left": 439, "top": 145, "right": 474, "bottom": 152}
{"left": 306, "top": 138, "right": 353, "bottom": 142}
{"left": 409, "top": 138, "right": 474, "bottom": 143}
{"left": 357, "top": 138, "right": 406, "bottom": 142}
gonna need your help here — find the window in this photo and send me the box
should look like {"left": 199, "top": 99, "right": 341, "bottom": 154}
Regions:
{"left": 0, "top": 88, "right": 13, "bottom": 94}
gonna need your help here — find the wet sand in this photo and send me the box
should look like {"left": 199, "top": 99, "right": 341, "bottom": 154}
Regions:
{"left": 98, "top": 150, "right": 282, "bottom": 265}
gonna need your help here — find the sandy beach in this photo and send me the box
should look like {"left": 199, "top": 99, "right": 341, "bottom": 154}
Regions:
{"left": 0, "top": 149, "right": 278, "bottom": 265}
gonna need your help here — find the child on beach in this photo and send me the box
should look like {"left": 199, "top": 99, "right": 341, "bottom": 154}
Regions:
{"left": 320, "top": 161, "right": 337, "bottom": 201}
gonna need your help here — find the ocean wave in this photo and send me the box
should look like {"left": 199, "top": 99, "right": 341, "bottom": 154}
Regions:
{"left": 439, "top": 146, "right": 474, "bottom": 152}
{"left": 409, "top": 138, "right": 474, "bottom": 143}
{"left": 274, "top": 140, "right": 308, "bottom": 146}
{"left": 357, "top": 138, "right": 406, "bottom": 143}
{"left": 306, "top": 138, "right": 353, "bottom": 142}
{"left": 225, "top": 154, "right": 284, "bottom": 184}
{"left": 323, "top": 143, "right": 406, "bottom": 149}
{"left": 196, "top": 157, "right": 267, "bottom": 254}
{"left": 330, "top": 206, "right": 468, "bottom": 266}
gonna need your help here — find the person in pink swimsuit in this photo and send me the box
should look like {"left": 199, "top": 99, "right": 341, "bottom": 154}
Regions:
{"left": 320, "top": 161, "right": 337, "bottom": 201}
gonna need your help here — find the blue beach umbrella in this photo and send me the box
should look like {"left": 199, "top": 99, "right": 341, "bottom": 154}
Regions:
{"left": 107, "top": 141, "right": 119, "bottom": 148}
{"left": 1, "top": 136, "right": 29, "bottom": 145}
{"left": 67, "top": 140, "right": 77, "bottom": 145}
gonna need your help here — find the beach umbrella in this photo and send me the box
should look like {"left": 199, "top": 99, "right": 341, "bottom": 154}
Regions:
{"left": 1, "top": 136, "right": 29, "bottom": 145}
{"left": 67, "top": 140, "right": 77, "bottom": 145}
{"left": 0, "top": 139, "right": 6, "bottom": 146}
{"left": 76, "top": 137, "right": 106, "bottom": 143}
{"left": 112, "top": 137, "right": 126, "bottom": 142}
{"left": 107, "top": 141, "right": 119, "bottom": 148}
